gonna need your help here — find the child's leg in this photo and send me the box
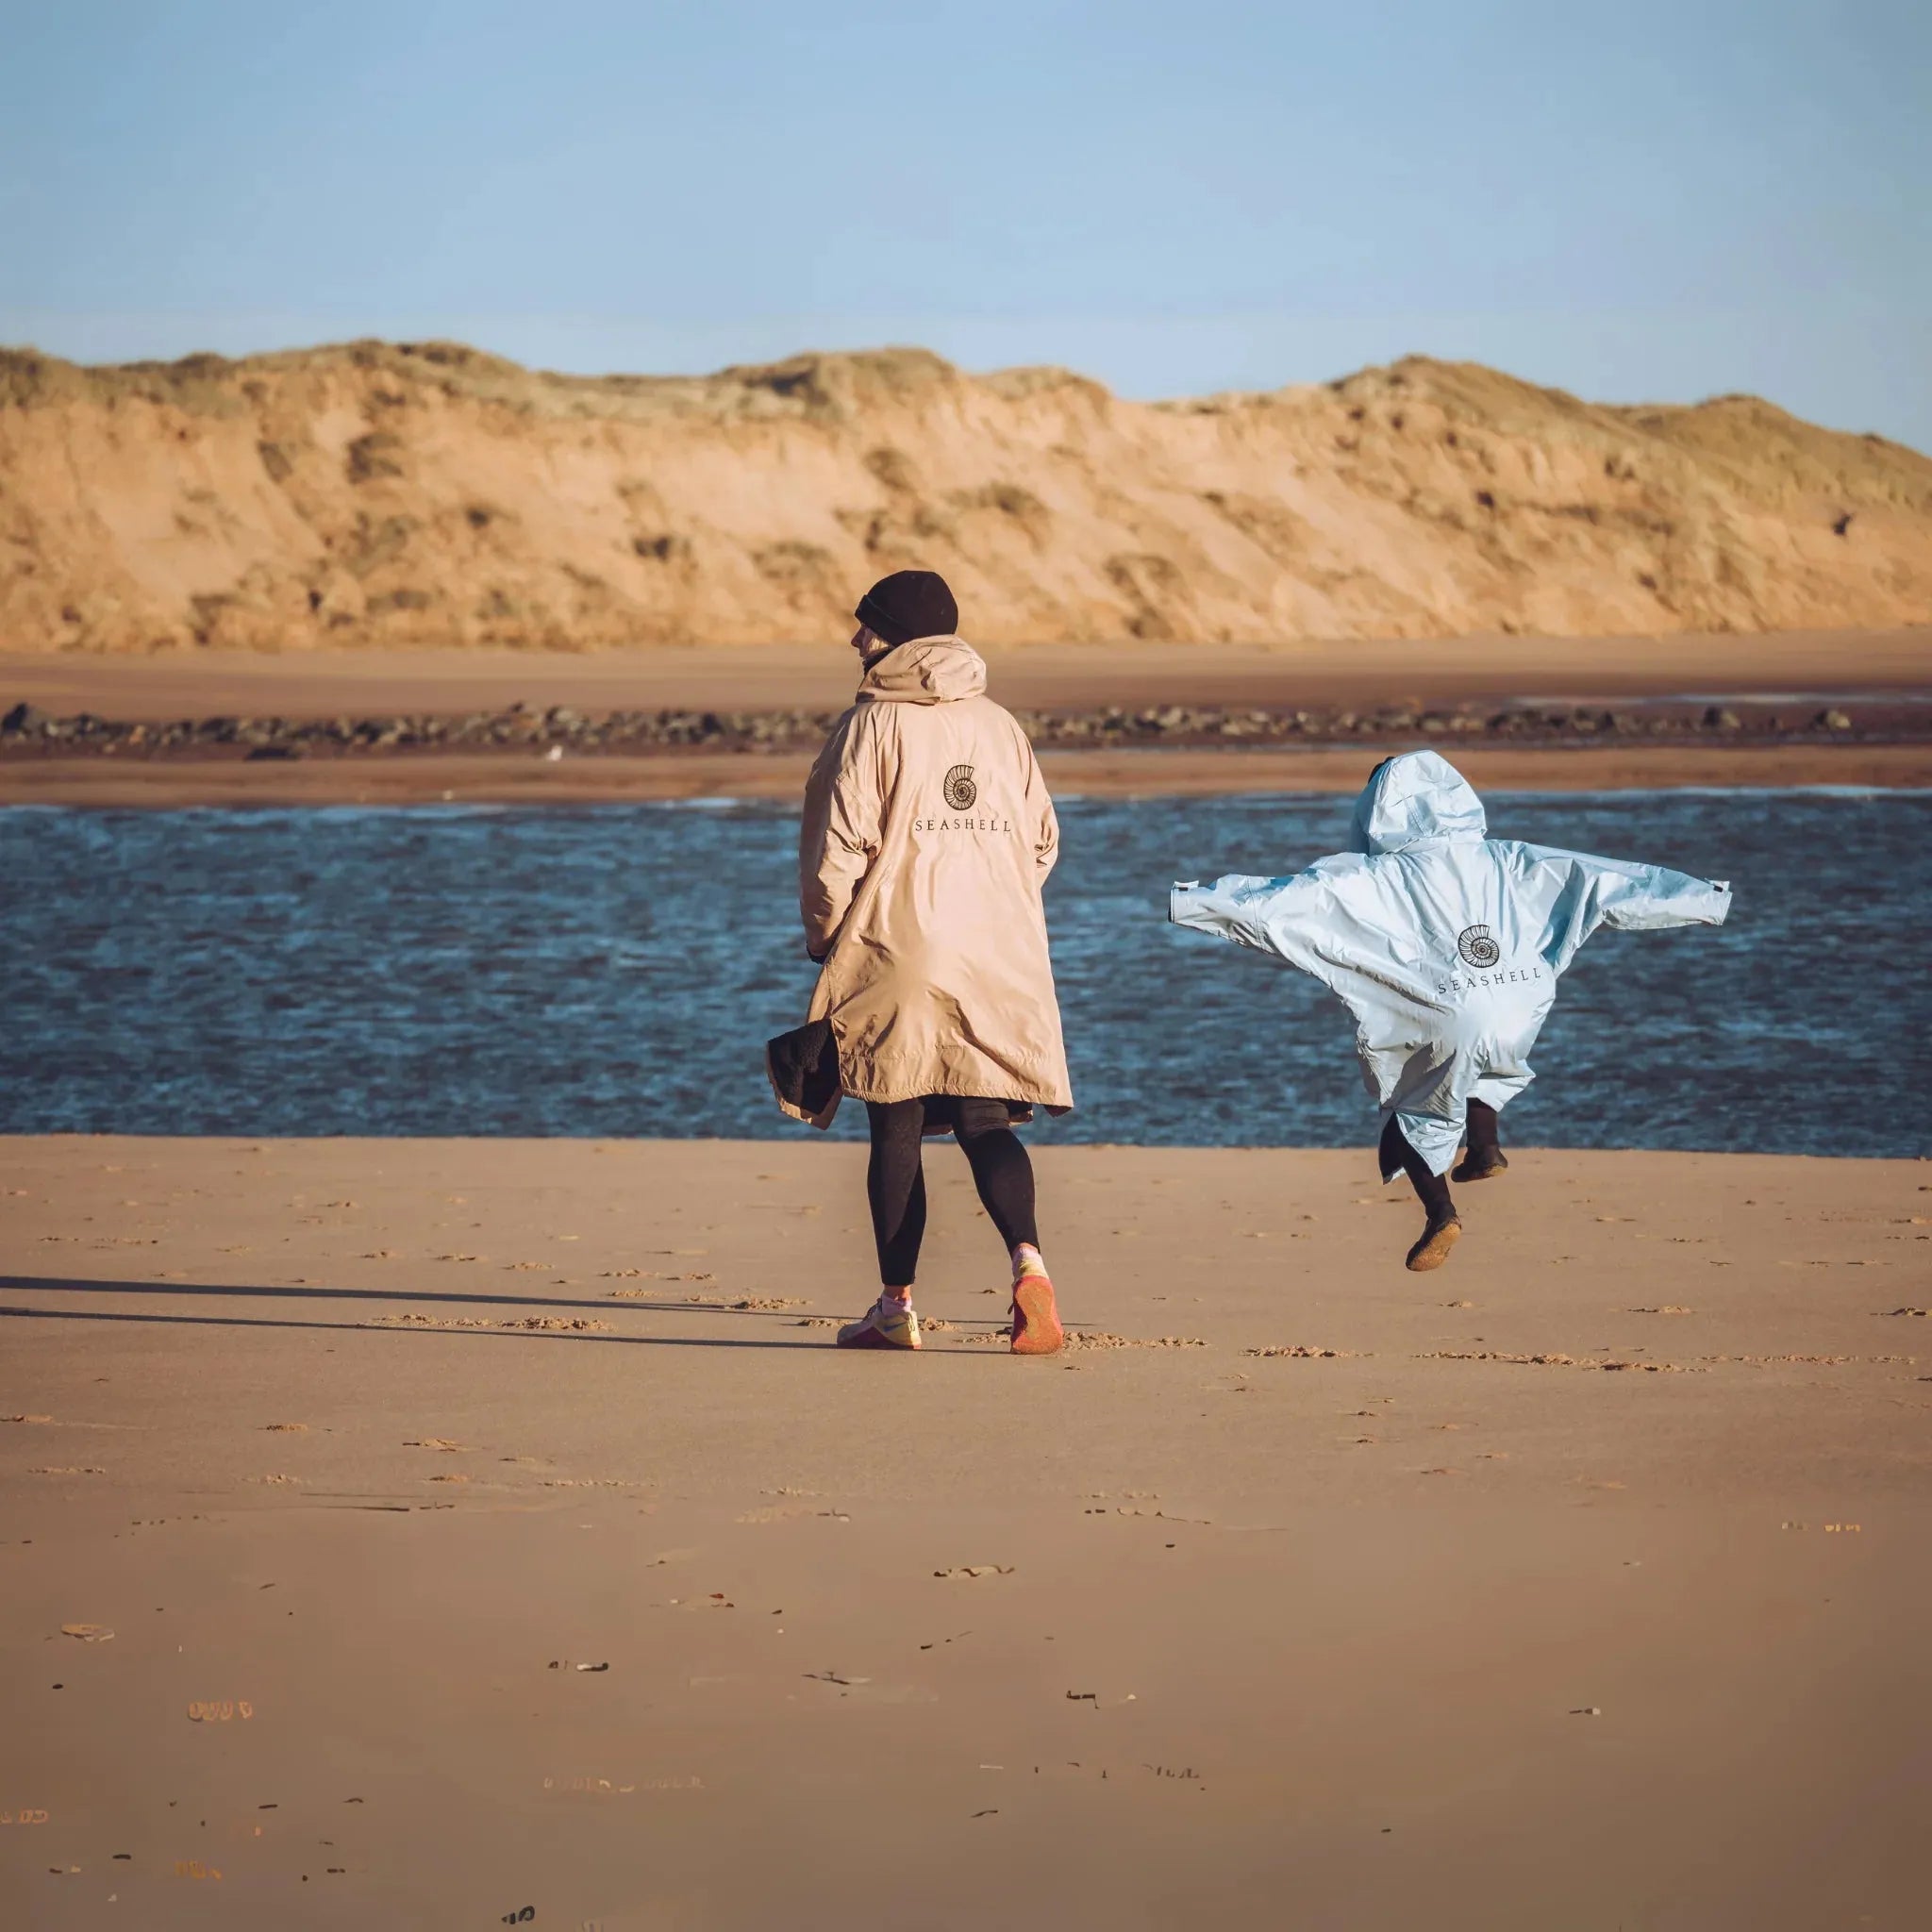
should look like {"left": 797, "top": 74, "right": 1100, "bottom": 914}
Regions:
{"left": 1379, "top": 1114, "right": 1454, "bottom": 1218}
{"left": 1453, "top": 1099, "right": 1508, "bottom": 1182}
{"left": 1379, "top": 1114, "right": 1462, "bottom": 1272}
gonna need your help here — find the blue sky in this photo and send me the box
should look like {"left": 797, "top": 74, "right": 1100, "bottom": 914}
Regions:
{"left": 3, "top": 0, "right": 1927, "bottom": 450}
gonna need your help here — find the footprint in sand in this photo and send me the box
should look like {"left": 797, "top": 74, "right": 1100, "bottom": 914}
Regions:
{"left": 1065, "top": 1333, "right": 1207, "bottom": 1351}
{"left": 370, "top": 1313, "right": 492, "bottom": 1329}
{"left": 1421, "top": 1350, "right": 1695, "bottom": 1373}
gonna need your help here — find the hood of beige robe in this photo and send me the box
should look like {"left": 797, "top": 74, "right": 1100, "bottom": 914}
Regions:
{"left": 857, "top": 635, "right": 988, "bottom": 706}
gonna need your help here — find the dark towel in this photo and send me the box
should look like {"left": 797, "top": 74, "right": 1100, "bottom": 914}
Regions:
{"left": 766, "top": 1019, "right": 842, "bottom": 1130}
{"left": 766, "top": 1019, "right": 1041, "bottom": 1135}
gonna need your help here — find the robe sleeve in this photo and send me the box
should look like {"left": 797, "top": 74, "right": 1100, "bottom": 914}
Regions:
{"left": 1510, "top": 844, "right": 1731, "bottom": 974}
{"left": 800, "top": 708, "right": 887, "bottom": 961}
{"left": 1023, "top": 736, "right": 1059, "bottom": 881}
{"left": 1169, "top": 862, "right": 1369, "bottom": 992}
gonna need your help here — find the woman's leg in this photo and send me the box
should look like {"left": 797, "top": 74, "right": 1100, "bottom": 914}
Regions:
{"left": 1379, "top": 1114, "right": 1461, "bottom": 1272}
{"left": 864, "top": 1098, "right": 928, "bottom": 1291}
{"left": 950, "top": 1098, "right": 1040, "bottom": 1253}
{"left": 837, "top": 1099, "right": 928, "bottom": 1349}
{"left": 950, "top": 1099, "right": 1063, "bottom": 1356}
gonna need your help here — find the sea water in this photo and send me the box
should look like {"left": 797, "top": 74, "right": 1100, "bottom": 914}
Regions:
{"left": 3, "top": 791, "right": 1928, "bottom": 1157}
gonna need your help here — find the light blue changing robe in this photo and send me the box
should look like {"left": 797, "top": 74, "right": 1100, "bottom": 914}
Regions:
{"left": 1170, "top": 751, "right": 1732, "bottom": 1175}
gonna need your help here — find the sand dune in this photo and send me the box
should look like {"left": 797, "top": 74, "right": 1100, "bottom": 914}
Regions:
{"left": 3, "top": 1137, "right": 1927, "bottom": 1926}
{"left": 4, "top": 340, "right": 1929, "bottom": 654}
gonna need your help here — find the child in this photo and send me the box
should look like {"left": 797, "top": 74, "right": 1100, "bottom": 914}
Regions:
{"left": 1170, "top": 751, "right": 1731, "bottom": 1271}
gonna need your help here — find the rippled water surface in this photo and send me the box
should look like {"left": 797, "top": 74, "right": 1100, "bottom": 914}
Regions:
{"left": 4, "top": 792, "right": 1928, "bottom": 1156}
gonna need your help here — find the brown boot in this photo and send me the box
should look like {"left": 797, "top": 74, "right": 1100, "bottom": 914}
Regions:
{"left": 1454, "top": 1102, "right": 1507, "bottom": 1183}
{"left": 1406, "top": 1210, "right": 1463, "bottom": 1272}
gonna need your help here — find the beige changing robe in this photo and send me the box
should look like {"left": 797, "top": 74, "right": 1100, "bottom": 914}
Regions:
{"left": 796, "top": 635, "right": 1074, "bottom": 1119}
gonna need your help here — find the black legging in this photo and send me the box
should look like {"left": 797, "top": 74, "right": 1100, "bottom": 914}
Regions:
{"left": 1380, "top": 1113, "right": 1454, "bottom": 1218}
{"left": 1464, "top": 1099, "right": 1501, "bottom": 1162}
{"left": 865, "top": 1096, "right": 1041, "bottom": 1288}
{"left": 1378, "top": 1100, "right": 1501, "bottom": 1218}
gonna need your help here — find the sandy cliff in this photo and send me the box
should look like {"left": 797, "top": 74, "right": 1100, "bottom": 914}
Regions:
{"left": 2, "top": 340, "right": 1928, "bottom": 651}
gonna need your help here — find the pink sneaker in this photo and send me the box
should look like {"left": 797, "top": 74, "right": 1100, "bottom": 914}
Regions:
{"left": 1009, "top": 1273, "right": 1064, "bottom": 1357}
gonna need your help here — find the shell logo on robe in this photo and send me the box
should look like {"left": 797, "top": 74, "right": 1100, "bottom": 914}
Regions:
{"left": 942, "top": 764, "right": 978, "bottom": 810}
{"left": 1457, "top": 923, "right": 1501, "bottom": 968}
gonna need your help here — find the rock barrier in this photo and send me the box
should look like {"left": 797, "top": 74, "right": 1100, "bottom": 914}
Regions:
{"left": 0, "top": 697, "right": 1899, "bottom": 760}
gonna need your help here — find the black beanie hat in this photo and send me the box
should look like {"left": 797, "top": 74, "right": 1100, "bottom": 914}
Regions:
{"left": 854, "top": 570, "right": 958, "bottom": 648}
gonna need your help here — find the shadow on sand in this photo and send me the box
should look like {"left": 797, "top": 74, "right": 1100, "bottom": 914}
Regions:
{"left": 0, "top": 1274, "right": 1008, "bottom": 1355}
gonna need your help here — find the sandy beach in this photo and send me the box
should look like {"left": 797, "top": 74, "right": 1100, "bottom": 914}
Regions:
{"left": 7, "top": 742, "right": 1930, "bottom": 808}
{"left": 6, "top": 615, "right": 1929, "bottom": 1930}
{"left": 3, "top": 628, "right": 1928, "bottom": 805}
{"left": 10, "top": 8, "right": 1929, "bottom": 1928}
{"left": 5, "top": 628, "right": 1927, "bottom": 722}
{"left": 5, "top": 1136, "right": 1928, "bottom": 1927}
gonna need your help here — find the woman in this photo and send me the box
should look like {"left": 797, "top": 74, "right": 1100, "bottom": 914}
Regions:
{"left": 792, "top": 569, "right": 1073, "bottom": 1354}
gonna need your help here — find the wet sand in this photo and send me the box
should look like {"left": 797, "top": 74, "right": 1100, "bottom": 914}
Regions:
{"left": 7, "top": 628, "right": 1926, "bottom": 804}
{"left": 3, "top": 741, "right": 1928, "bottom": 808}
{"left": 4, "top": 1137, "right": 1928, "bottom": 1927}
{"left": 5, "top": 626, "right": 1927, "bottom": 721}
